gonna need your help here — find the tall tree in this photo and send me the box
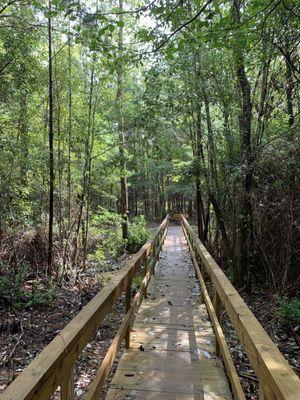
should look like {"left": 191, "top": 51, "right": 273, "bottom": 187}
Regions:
{"left": 116, "top": 0, "right": 129, "bottom": 240}
{"left": 47, "top": 0, "right": 54, "bottom": 271}
{"left": 232, "top": 0, "right": 254, "bottom": 286}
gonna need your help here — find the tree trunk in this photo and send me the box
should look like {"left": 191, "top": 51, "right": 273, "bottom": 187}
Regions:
{"left": 194, "top": 104, "right": 205, "bottom": 240}
{"left": 116, "top": 0, "right": 129, "bottom": 240}
{"left": 233, "top": 0, "right": 254, "bottom": 287}
{"left": 54, "top": 47, "right": 64, "bottom": 240}
{"left": 47, "top": 0, "right": 54, "bottom": 272}
{"left": 67, "top": 20, "right": 72, "bottom": 226}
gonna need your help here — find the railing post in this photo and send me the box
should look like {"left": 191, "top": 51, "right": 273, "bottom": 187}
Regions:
{"left": 152, "top": 242, "right": 157, "bottom": 275}
{"left": 192, "top": 240, "right": 198, "bottom": 279}
{"left": 61, "top": 367, "right": 74, "bottom": 400}
{"left": 213, "top": 290, "right": 222, "bottom": 357}
{"left": 143, "top": 254, "right": 148, "bottom": 298}
{"left": 125, "top": 279, "right": 131, "bottom": 349}
{"left": 259, "top": 381, "right": 274, "bottom": 400}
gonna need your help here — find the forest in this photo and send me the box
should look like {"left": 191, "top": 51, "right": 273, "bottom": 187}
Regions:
{"left": 0, "top": 0, "right": 299, "bottom": 398}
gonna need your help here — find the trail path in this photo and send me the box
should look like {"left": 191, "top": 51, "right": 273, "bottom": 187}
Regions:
{"left": 106, "top": 225, "right": 232, "bottom": 400}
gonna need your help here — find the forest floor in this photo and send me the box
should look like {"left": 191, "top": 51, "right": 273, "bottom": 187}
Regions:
{"left": 0, "top": 257, "right": 130, "bottom": 399}
{"left": 0, "top": 261, "right": 299, "bottom": 399}
{"left": 222, "top": 287, "right": 300, "bottom": 399}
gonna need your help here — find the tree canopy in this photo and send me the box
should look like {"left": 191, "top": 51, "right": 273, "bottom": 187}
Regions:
{"left": 0, "top": 0, "right": 299, "bottom": 293}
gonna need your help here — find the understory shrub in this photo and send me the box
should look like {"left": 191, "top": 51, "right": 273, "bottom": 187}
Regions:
{"left": 0, "top": 261, "right": 57, "bottom": 310}
{"left": 276, "top": 297, "right": 300, "bottom": 326}
{"left": 90, "top": 212, "right": 150, "bottom": 266}
{"left": 90, "top": 208, "right": 126, "bottom": 263}
{"left": 127, "top": 216, "right": 150, "bottom": 253}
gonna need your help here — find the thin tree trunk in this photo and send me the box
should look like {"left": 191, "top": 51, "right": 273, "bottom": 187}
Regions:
{"left": 116, "top": 0, "right": 129, "bottom": 240}
{"left": 67, "top": 20, "right": 72, "bottom": 226}
{"left": 72, "top": 64, "right": 95, "bottom": 269}
{"left": 194, "top": 104, "right": 205, "bottom": 240}
{"left": 47, "top": 0, "right": 54, "bottom": 272}
{"left": 209, "top": 192, "right": 235, "bottom": 275}
{"left": 285, "top": 53, "right": 294, "bottom": 128}
{"left": 233, "top": 0, "right": 254, "bottom": 287}
{"left": 54, "top": 46, "right": 64, "bottom": 240}
{"left": 83, "top": 84, "right": 98, "bottom": 268}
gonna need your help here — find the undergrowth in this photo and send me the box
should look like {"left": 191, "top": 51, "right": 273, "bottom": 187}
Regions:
{"left": 0, "top": 261, "right": 57, "bottom": 310}
{"left": 90, "top": 210, "right": 150, "bottom": 266}
{"left": 276, "top": 296, "right": 300, "bottom": 326}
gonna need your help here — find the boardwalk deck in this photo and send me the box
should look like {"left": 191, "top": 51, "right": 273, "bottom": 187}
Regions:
{"left": 106, "top": 225, "right": 233, "bottom": 400}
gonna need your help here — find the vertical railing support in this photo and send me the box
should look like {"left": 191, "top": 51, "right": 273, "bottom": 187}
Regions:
{"left": 214, "top": 290, "right": 222, "bottom": 357}
{"left": 143, "top": 254, "right": 148, "bottom": 298}
{"left": 259, "top": 381, "right": 273, "bottom": 400}
{"left": 152, "top": 241, "right": 157, "bottom": 275}
{"left": 125, "top": 279, "right": 131, "bottom": 349}
{"left": 61, "top": 367, "right": 74, "bottom": 400}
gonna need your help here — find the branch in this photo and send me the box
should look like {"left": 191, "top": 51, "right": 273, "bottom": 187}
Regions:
{"left": 0, "top": 57, "right": 13, "bottom": 74}
{"left": 271, "top": 40, "right": 300, "bottom": 76}
{"left": 153, "top": 0, "right": 214, "bottom": 52}
{"left": 0, "top": 0, "right": 27, "bottom": 15}
{"left": 92, "top": 1, "right": 157, "bottom": 17}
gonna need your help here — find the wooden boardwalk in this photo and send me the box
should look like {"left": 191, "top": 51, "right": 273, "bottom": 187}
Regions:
{"left": 3, "top": 216, "right": 300, "bottom": 400}
{"left": 106, "top": 225, "right": 233, "bottom": 400}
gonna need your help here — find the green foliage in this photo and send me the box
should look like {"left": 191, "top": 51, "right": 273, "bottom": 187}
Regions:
{"left": 90, "top": 208, "right": 126, "bottom": 263}
{"left": 102, "top": 230, "right": 127, "bottom": 258}
{"left": 92, "top": 207, "right": 123, "bottom": 227}
{"left": 0, "top": 0, "right": 298, "bottom": 295}
{"left": 127, "top": 216, "right": 150, "bottom": 253}
{"left": 0, "top": 262, "right": 57, "bottom": 310}
{"left": 21, "top": 286, "right": 57, "bottom": 309}
{"left": 276, "top": 297, "right": 300, "bottom": 326}
{"left": 90, "top": 212, "right": 149, "bottom": 264}
{"left": 89, "top": 247, "right": 105, "bottom": 263}
{"left": 132, "top": 274, "right": 143, "bottom": 291}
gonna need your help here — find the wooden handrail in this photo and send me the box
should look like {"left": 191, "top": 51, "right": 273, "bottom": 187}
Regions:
{"left": 180, "top": 214, "right": 300, "bottom": 400}
{"left": 2, "top": 215, "right": 169, "bottom": 400}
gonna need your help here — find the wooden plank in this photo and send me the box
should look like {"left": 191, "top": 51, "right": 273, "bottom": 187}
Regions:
{"left": 125, "top": 279, "right": 131, "bottom": 348}
{"left": 130, "top": 327, "right": 215, "bottom": 352}
{"left": 117, "top": 349, "right": 220, "bottom": 370}
{"left": 110, "top": 368, "right": 230, "bottom": 394}
{"left": 84, "top": 245, "right": 165, "bottom": 399}
{"left": 106, "top": 388, "right": 232, "bottom": 400}
{"left": 181, "top": 215, "right": 300, "bottom": 400}
{"left": 259, "top": 381, "right": 276, "bottom": 400}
